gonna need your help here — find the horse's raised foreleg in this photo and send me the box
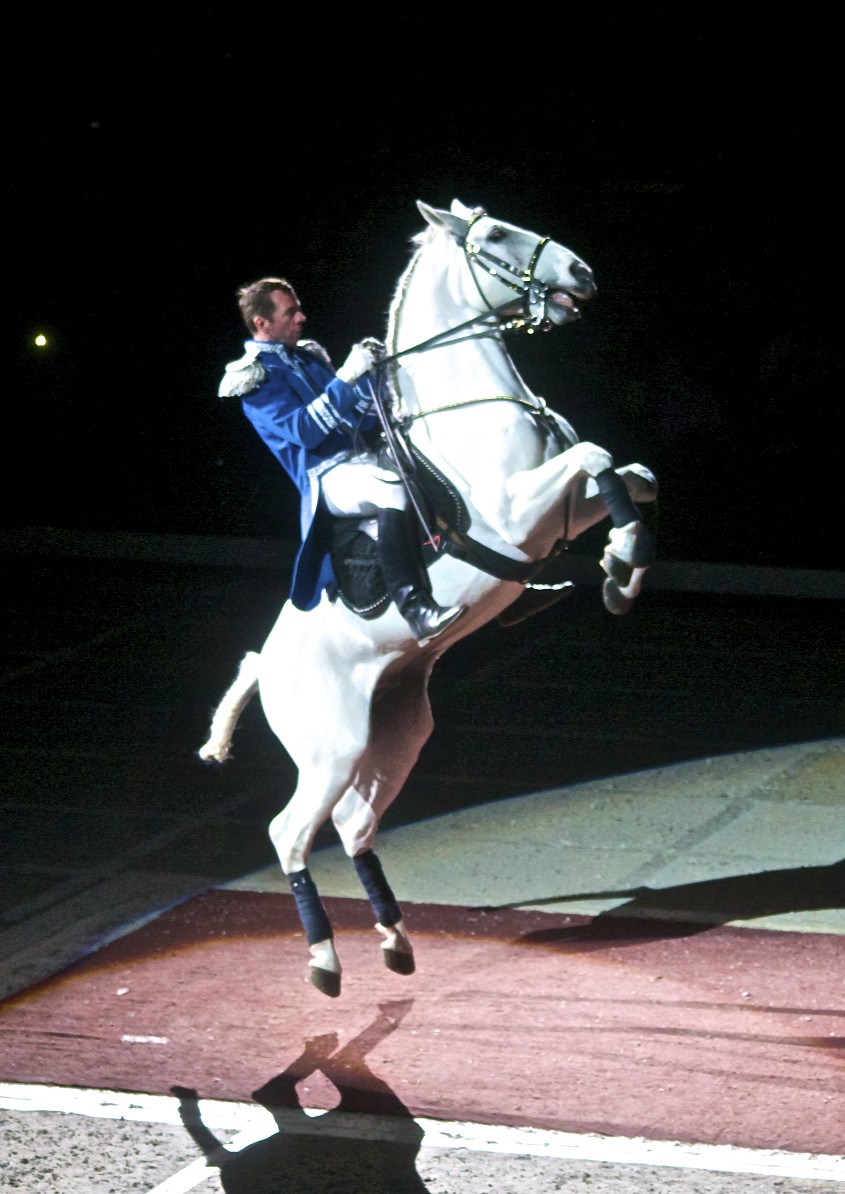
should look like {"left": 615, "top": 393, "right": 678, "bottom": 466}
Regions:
{"left": 497, "top": 442, "right": 657, "bottom": 614}
{"left": 594, "top": 466, "right": 656, "bottom": 616}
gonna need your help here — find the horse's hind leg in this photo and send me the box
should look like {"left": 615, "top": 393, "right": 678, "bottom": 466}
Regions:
{"left": 268, "top": 759, "right": 362, "bottom": 998}
{"left": 353, "top": 851, "right": 415, "bottom": 975}
{"left": 331, "top": 662, "right": 436, "bottom": 978}
{"left": 287, "top": 865, "right": 341, "bottom": 998}
{"left": 259, "top": 610, "right": 388, "bottom": 997}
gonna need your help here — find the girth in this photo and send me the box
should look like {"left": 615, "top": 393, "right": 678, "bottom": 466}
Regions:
{"left": 330, "top": 442, "right": 573, "bottom": 618}
{"left": 405, "top": 444, "right": 569, "bottom": 584}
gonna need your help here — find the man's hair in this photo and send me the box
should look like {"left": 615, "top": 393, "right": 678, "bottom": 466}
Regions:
{"left": 236, "top": 277, "right": 296, "bottom": 333}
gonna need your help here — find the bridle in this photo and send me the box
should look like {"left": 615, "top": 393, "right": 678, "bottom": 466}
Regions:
{"left": 461, "top": 210, "right": 556, "bottom": 332}
{"left": 378, "top": 211, "right": 560, "bottom": 372}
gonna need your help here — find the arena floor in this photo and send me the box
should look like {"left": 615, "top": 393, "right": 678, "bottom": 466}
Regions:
{"left": 1, "top": 532, "right": 842, "bottom": 1191}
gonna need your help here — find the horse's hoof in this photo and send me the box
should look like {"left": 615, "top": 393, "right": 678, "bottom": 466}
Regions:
{"left": 497, "top": 582, "right": 575, "bottom": 628}
{"left": 602, "top": 577, "right": 634, "bottom": 616}
{"left": 376, "top": 920, "right": 415, "bottom": 976}
{"left": 308, "top": 966, "right": 341, "bottom": 998}
{"left": 601, "top": 550, "right": 634, "bottom": 588}
{"left": 383, "top": 949, "right": 416, "bottom": 976}
{"left": 603, "top": 563, "right": 649, "bottom": 616}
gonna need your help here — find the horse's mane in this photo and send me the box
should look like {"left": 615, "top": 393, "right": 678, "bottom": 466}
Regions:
{"left": 398, "top": 200, "right": 484, "bottom": 298}
{"left": 411, "top": 226, "right": 436, "bottom": 249}
{"left": 387, "top": 233, "right": 427, "bottom": 332}
{"left": 386, "top": 202, "right": 486, "bottom": 395}
{"left": 389, "top": 220, "right": 452, "bottom": 321}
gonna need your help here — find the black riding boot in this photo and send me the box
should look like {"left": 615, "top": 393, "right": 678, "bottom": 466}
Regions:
{"left": 377, "top": 508, "right": 466, "bottom": 644}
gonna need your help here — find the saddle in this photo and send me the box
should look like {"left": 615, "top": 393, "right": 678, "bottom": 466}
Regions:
{"left": 330, "top": 442, "right": 577, "bottom": 624}
{"left": 330, "top": 465, "right": 441, "bottom": 619}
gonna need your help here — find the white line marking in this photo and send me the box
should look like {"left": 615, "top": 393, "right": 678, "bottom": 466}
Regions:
{"left": 121, "top": 1034, "right": 170, "bottom": 1044}
{"left": 0, "top": 1083, "right": 842, "bottom": 1188}
{"left": 144, "top": 1126, "right": 274, "bottom": 1194}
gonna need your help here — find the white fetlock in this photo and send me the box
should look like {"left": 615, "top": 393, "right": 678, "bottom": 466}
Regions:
{"left": 601, "top": 521, "right": 654, "bottom": 585}
{"left": 308, "top": 938, "right": 341, "bottom": 998}
{"left": 376, "top": 919, "right": 415, "bottom": 976}
{"left": 602, "top": 521, "right": 641, "bottom": 571}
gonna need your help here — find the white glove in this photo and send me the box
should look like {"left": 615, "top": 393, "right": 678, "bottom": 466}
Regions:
{"left": 358, "top": 336, "right": 386, "bottom": 360}
{"left": 336, "top": 342, "right": 378, "bottom": 384}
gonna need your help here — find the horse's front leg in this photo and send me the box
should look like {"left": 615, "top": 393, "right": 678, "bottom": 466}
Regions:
{"left": 591, "top": 464, "right": 659, "bottom": 614}
{"left": 498, "top": 443, "right": 658, "bottom": 613}
{"left": 499, "top": 442, "right": 654, "bottom": 539}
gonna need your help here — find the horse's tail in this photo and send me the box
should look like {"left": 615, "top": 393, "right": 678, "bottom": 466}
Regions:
{"left": 198, "top": 651, "right": 261, "bottom": 764}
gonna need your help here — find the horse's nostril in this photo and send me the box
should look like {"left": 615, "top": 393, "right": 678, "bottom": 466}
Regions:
{"left": 571, "top": 261, "right": 595, "bottom": 294}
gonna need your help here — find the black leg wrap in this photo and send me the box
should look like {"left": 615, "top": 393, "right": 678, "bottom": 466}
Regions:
{"left": 596, "top": 467, "right": 641, "bottom": 529}
{"left": 353, "top": 850, "right": 402, "bottom": 927}
{"left": 288, "top": 868, "right": 332, "bottom": 945}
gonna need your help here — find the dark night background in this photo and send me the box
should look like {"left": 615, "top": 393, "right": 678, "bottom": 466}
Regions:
{"left": 9, "top": 37, "right": 841, "bottom": 572}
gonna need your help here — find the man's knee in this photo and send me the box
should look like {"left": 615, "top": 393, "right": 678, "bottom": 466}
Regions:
{"left": 322, "top": 460, "right": 407, "bottom": 515}
{"left": 373, "top": 472, "right": 407, "bottom": 511}
{"left": 353, "top": 459, "right": 407, "bottom": 512}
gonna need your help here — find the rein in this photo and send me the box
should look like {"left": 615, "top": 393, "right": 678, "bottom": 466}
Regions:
{"left": 376, "top": 297, "right": 520, "bottom": 369}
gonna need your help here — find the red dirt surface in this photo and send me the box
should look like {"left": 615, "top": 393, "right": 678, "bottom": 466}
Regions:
{"left": 1, "top": 891, "right": 842, "bottom": 1157}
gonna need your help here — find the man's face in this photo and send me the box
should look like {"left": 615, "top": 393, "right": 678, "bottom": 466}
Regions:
{"left": 254, "top": 289, "right": 307, "bottom": 345}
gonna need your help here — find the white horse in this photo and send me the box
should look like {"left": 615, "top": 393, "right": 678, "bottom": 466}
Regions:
{"left": 199, "top": 199, "right": 657, "bottom": 997}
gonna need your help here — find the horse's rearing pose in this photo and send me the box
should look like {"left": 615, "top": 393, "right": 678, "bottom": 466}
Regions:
{"left": 200, "top": 199, "right": 657, "bottom": 997}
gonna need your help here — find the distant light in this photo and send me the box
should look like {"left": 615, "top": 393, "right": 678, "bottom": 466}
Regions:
{"left": 35, "top": 334, "right": 47, "bottom": 348}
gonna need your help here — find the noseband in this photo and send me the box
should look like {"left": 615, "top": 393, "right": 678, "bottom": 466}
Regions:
{"left": 462, "top": 211, "right": 554, "bottom": 332}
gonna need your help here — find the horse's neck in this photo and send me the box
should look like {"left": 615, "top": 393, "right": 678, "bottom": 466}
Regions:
{"left": 392, "top": 254, "right": 531, "bottom": 409}
{"left": 390, "top": 248, "right": 556, "bottom": 550}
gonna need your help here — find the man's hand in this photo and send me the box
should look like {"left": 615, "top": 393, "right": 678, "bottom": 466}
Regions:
{"left": 358, "top": 337, "right": 386, "bottom": 360}
{"left": 336, "top": 341, "right": 382, "bottom": 383}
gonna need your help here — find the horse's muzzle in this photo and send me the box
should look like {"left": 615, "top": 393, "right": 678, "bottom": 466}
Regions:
{"left": 546, "top": 290, "right": 583, "bottom": 326}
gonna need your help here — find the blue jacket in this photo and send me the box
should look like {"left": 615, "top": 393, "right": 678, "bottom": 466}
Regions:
{"left": 219, "top": 339, "right": 379, "bottom": 610}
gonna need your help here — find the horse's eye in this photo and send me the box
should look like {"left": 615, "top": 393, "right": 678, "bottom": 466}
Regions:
{"left": 487, "top": 226, "right": 505, "bottom": 242}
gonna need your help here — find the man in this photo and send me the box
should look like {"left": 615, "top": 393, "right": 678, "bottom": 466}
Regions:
{"left": 218, "top": 277, "right": 466, "bottom": 643}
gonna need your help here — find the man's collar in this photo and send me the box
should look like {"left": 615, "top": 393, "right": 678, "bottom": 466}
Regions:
{"left": 246, "top": 339, "right": 297, "bottom": 360}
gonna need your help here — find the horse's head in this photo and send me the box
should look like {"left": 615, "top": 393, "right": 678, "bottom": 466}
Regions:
{"left": 416, "top": 199, "right": 596, "bottom": 331}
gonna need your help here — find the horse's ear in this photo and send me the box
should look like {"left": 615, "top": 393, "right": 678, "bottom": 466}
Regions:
{"left": 450, "top": 199, "right": 482, "bottom": 221}
{"left": 416, "top": 199, "right": 470, "bottom": 241}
